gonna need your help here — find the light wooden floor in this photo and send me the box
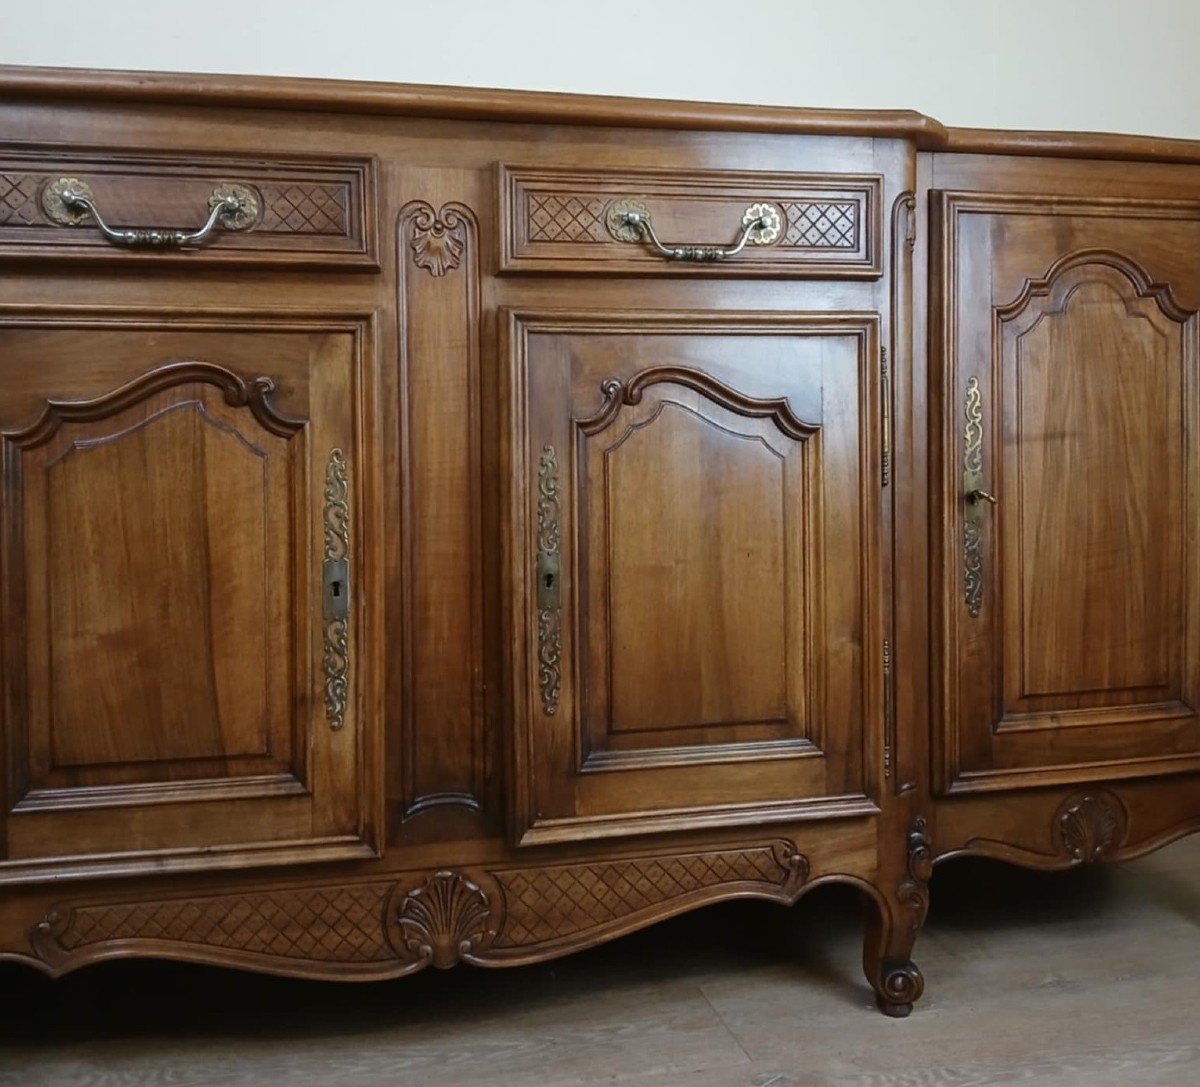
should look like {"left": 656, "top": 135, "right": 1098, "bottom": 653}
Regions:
{"left": 2, "top": 835, "right": 1198, "bottom": 1087}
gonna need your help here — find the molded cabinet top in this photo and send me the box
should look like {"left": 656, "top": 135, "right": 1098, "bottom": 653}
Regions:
{"left": 3, "top": 64, "right": 1200, "bottom": 165}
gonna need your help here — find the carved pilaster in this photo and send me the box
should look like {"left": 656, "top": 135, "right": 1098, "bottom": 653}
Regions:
{"left": 397, "top": 196, "right": 486, "bottom": 819}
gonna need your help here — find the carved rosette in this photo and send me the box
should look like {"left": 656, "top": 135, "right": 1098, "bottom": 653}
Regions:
{"left": 405, "top": 202, "right": 469, "bottom": 276}
{"left": 897, "top": 815, "right": 932, "bottom": 936}
{"left": 1053, "top": 790, "right": 1128, "bottom": 863}
{"left": 386, "top": 871, "right": 496, "bottom": 969}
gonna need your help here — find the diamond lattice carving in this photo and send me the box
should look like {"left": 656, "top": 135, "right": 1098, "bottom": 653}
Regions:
{"left": 0, "top": 174, "right": 41, "bottom": 225}
{"left": 53, "top": 883, "right": 395, "bottom": 962}
{"left": 527, "top": 194, "right": 610, "bottom": 242}
{"left": 526, "top": 192, "right": 858, "bottom": 251}
{"left": 781, "top": 201, "right": 858, "bottom": 248}
{"left": 493, "top": 846, "right": 797, "bottom": 946}
{"left": 258, "top": 183, "right": 349, "bottom": 234}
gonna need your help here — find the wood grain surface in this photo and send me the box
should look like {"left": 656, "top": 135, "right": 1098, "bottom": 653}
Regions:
{"left": 2, "top": 836, "right": 1197, "bottom": 1086}
{"left": 0, "top": 65, "right": 1199, "bottom": 1023}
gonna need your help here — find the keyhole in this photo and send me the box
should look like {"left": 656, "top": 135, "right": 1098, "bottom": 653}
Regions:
{"left": 543, "top": 572, "right": 555, "bottom": 591}
{"left": 332, "top": 581, "right": 342, "bottom": 599}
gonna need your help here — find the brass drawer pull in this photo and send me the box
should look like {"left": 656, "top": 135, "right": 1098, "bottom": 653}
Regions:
{"left": 606, "top": 198, "right": 781, "bottom": 261}
{"left": 41, "top": 177, "right": 259, "bottom": 248}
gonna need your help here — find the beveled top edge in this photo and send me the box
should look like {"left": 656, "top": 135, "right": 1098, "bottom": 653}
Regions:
{"left": 936, "top": 126, "right": 1200, "bottom": 166}
{"left": 0, "top": 64, "right": 943, "bottom": 140}
{"left": 2, "top": 65, "right": 1200, "bottom": 165}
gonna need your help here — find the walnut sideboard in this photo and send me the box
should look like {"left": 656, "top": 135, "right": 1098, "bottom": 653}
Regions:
{"left": 1, "top": 67, "right": 1199, "bottom": 1017}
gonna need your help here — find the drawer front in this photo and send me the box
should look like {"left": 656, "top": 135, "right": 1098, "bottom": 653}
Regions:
{"left": 499, "top": 165, "right": 881, "bottom": 277}
{"left": 0, "top": 149, "right": 378, "bottom": 268}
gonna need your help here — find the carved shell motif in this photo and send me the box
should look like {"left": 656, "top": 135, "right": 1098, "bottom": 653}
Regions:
{"left": 406, "top": 202, "right": 469, "bottom": 277}
{"left": 1053, "top": 791, "right": 1128, "bottom": 863}
{"left": 391, "top": 870, "right": 494, "bottom": 969}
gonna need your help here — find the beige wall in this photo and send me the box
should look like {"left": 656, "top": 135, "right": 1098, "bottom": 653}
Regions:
{"left": 2, "top": 0, "right": 1198, "bottom": 139}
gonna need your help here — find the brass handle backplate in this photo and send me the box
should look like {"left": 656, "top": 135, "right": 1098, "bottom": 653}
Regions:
{"left": 536, "top": 445, "right": 562, "bottom": 716}
{"left": 962, "top": 377, "right": 993, "bottom": 618}
{"left": 605, "top": 198, "right": 782, "bottom": 261}
{"left": 323, "top": 448, "right": 351, "bottom": 731}
{"left": 41, "top": 177, "right": 259, "bottom": 248}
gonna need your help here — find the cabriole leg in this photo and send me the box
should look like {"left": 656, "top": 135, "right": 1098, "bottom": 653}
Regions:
{"left": 863, "top": 816, "right": 931, "bottom": 1017}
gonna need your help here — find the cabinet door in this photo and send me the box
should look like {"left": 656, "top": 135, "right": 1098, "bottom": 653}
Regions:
{"left": 936, "top": 191, "right": 1200, "bottom": 794}
{"left": 506, "top": 310, "right": 881, "bottom": 845}
{"left": 0, "top": 315, "right": 376, "bottom": 881}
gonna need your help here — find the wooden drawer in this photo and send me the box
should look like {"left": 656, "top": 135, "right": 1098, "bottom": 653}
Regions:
{"left": 499, "top": 164, "right": 881, "bottom": 278}
{"left": 0, "top": 148, "right": 378, "bottom": 269}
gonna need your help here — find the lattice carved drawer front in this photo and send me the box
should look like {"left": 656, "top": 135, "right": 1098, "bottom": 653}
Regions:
{"left": 499, "top": 165, "right": 881, "bottom": 277}
{"left": 0, "top": 151, "right": 378, "bottom": 268}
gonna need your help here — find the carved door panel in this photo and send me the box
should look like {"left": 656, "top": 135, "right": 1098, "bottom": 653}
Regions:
{"left": 0, "top": 316, "right": 376, "bottom": 881}
{"left": 936, "top": 192, "right": 1200, "bottom": 793}
{"left": 506, "top": 310, "right": 882, "bottom": 845}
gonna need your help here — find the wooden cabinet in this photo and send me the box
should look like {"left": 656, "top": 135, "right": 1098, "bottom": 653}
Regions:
{"left": 2, "top": 66, "right": 1200, "bottom": 1019}
{"left": 935, "top": 191, "right": 1200, "bottom": 795}
{"left": 506, "top": 310, "right": 881, "bottom": 844}
{"left": 0, "top": 316, "right": 378, "bottom": 881}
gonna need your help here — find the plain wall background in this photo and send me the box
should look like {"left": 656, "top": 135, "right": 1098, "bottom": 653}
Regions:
{"left": 2, "top": 0, "right": 1198, "bottom": 139}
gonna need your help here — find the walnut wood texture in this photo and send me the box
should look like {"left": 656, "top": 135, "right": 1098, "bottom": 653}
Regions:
{"left": 0, "top": 149, "right": 377, "bottom": 267}
{"left": 926, "top": 150, "right": 1200, "bottom": 869}
{"left": 934, "top": 189, "right": 1200, "bottom": 795}
{"left": 0, "top": 66, "right": 1198, "bottom": 1019}
{"left": 505, "top": 311, "right": 881, "bottom": 846}
{"left": 498, "top": 166, "right": 880, "bottom": 277}
{"left": 0, "top": 317, "right": 381, "bottom": 883}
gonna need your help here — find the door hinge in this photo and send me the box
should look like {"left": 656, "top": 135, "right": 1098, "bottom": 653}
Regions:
{"left": 883, "top": 637, "right": 894, "bottom": 778}
{"left": 881, "top": 345, "right": 892, "bottom": 487}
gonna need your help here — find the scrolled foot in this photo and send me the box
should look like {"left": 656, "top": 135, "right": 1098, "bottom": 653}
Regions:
{"left": 875, "top": 959, "right": 924, "bottom": 1018}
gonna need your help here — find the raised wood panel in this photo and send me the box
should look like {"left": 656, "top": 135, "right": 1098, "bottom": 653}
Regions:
{"left": 507, "top": 310, "right": 881, "bottom": 846}
{"left": 0, "top": 315, "right": 378, "bottom": 881}
{"left": 498, "top": 165, "right": 881, "bottom": 278}
{"left": 599, "top": 397, "right": 800, "bottom": 735}
{"left": 34, "top": 387, "right": 286, "bottom": 776}
{"left": 576, "top": 371, "right": 819, "bottom": 762}
{"left": 0, "top": 149, "right": 378, "bottom": 268}
{"left": 1000, "top": 259, "right": 1182, "bottom": 711}
{"left": 935, "top": 191, "right": 1200, "bottom": 794}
